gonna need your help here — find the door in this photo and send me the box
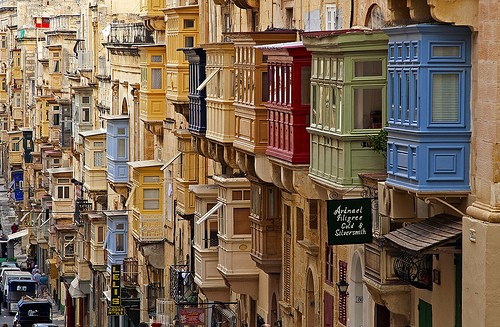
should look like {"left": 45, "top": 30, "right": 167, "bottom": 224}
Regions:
{"left": 418, "top": 299, "right": 432, "bottom": 327}
{"left": 375, "top": 304, "right": 390, "bottom": 327}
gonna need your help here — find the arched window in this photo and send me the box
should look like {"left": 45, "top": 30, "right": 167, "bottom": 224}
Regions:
{"left": 366, "top": 5, "right": 385, "bottom": 29}
{"left": 121, "top": 97, "right": 128, "bottom": 115}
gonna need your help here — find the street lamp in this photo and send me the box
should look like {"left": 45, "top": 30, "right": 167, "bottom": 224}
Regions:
{"left": 336, "top": 278, "right": 349, "bottom": 296}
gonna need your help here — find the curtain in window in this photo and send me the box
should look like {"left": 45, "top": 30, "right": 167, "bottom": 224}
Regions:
{"left": 432, "top": 73, "right": 459, "bottom": 122}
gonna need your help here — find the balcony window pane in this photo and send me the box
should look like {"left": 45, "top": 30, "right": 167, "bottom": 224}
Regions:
{"left": 262, "top": 72, "right": 268, "bottom": 103}
{"left": 97, "top": 226, "right": 104, "bottom": 243}
{"left": 116, "top": 233, "right": 125, "bottom": 252}
{"left": 301, "top": 66, "right": 311, "bottom": 105}
{"left": 353, "top": 88, "right": 383, "bottom": 129}
{"left": 94, "top": 151, "right": 104, "bottom": 167}
{"left": 117, "top": 138, "right": 126, "bottom": 158}
{"left": 432, "top": 73, "right": 459, "bottom": 122}
{"left": 143, "top": 189, "right": 160, "bottom": 210}
{"left": 82, "top": 107, "right": 90, "bottom": 122}
{"left": 53, "top": 113, "right": 60, "bottom": 125}
{"left": 151, "top": 68, "right": 162, "bottom": 89}
{"left": 432, "top": 45, "right": 460, "bottom": 57}
{"left": 354, "top": 60, "right": 382, "bottom": 77}
{"left": 234, "top": 208, "right": 250, "bottom": 235}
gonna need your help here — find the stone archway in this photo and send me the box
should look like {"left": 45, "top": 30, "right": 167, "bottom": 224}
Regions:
{"left": 349, "top": 252, "right": 364, "bottom": 327}
{"left": 306, "top": 268, "right": 316, "bottom": 327}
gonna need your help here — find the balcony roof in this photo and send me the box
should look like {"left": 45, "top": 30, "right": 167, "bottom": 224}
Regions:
{"left": 46, "top": 167, "right": 72, "bottom": 175}
{"left": 128, "top": 160, "right": 163, "bottom": 168}
{"left": 384, "top": 214, "right": 462, "bottom": 253}
{"left": 102, "top": 115, "right": 129, "bottom": 121}
{"left": 79, "top": 129, "right": 106, "bottom": 137}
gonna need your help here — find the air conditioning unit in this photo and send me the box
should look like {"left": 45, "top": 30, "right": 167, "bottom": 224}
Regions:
{"left": 377, "top": 182, "right": 416, "bottom": 219}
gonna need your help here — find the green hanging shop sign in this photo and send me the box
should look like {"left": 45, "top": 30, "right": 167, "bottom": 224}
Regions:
{"left": 327, "top": 198, "right": 372, "bottom": 245}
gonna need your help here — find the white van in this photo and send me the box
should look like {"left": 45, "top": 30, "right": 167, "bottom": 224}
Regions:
{"left": 1, "top": 271, "right": 32, "bottom": 307}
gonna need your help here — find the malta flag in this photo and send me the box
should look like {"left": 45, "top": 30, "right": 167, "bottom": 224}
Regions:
{"left": 34, "top": 17, "right": 50, "bottom": 29}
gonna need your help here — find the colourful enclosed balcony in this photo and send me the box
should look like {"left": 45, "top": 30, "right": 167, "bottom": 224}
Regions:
{"left": 47, "top": 46, "right": 63, "bottom": 91}
{"left": 383, "top": 24, "right": 471, "bottom": 193}
{"left": 302, "top": 30, "right": 388, "bottom": 191}
{"left": 128, "top": 160, "right": 165, "bottom": 243}
{"left": 104, "top": 211, "right": 128, "bottom": 273}
{"left": 105, "top": 116, "right": 129, "bottom": 199}
{"left": 140, "top": 0, "right": 166, "bottom": 31}
{"left": 139, "top": 46, "right": 166, "bottom": 135}
{"left": 260, "top": 42, "right": 311, "bottom": 165}
{"left": 174, "top": 130, "right": 199, "bottom": 218}
{"left": 11, "top": 48, "right": 21, "bottom": 80}
{"left": 7, "top": 130, "right": 22, "bottom": 167}
{"left": 164, "top": 5, "right": 199, "bottom": 118}
{"left": 183, "top": 47, "right": 206, "bottom": 136}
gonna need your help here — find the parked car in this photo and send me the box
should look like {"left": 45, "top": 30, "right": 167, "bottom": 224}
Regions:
{"left": 6, "top": 280, "right": 37, "bottom": 314}
{"left": 13, "top": 299, "right": 52, "bottom": 327}
{"left": 1, "top": 270, "right": 32, "bottom": 307}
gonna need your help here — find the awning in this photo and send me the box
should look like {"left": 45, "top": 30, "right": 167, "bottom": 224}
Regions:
{"left": 384, "top": 214, "right": 462, "bottom": 253}
{"left": 196, "top": 202, "right": 222, "bottom": 225}
{"left": 68, "top": 277, "right": 86, "bottom": 298}
{"left": 161, "top": 152, "right": 182, "bottom": 171}
{"left": 196, "top": 67, "right": 221, "bottom": 91}
{"left": 8, "top": 229, "right": 29, "bottom": 241}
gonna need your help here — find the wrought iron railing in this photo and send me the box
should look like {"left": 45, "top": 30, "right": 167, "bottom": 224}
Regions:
{"left": 74, "top": 199, "right": 92, "bottom": 225}
{"left": 393, "top": 251, "right": 432, "bottom": 290}
{"left": 169, "top": 265, "right": 197, "bottom": 304}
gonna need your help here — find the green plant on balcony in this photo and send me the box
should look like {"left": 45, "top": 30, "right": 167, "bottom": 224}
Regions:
{"left": 368, "top": 128, "right": 388, "bottom": 159}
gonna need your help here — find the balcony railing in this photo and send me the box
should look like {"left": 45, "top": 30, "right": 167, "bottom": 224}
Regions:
{"left": 148, "top": 283, "right": 164, "bottom": 316}
{"left": 123, "top": 257, "right": 139, "bottom": 287}
{"left": 169, "top": 265, "right": 197, "bottom": 304}
{"left": 131, "top": 212, "right": 165, "bottom": 242}
{"left": 156, "top": 298, "right": 175, "bottom": 327}
{"left": 74, "top": 199, "right": 92, "bottom": 225}
{"left": 109, "top": 23, "right": 154, "bottom": 45}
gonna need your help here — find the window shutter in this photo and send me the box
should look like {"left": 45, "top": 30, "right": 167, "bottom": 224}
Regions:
{"left": 432, "top": 73, "right": 459, "bottom": 122}
{"left": 283, "top": 233, "right": 292, "bottom": 303}
{"left": 339, "top": 260, "right": 347, "bottom": 325}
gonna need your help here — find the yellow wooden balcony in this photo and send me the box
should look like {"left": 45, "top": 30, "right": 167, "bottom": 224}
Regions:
{"left": 139, "top": 46, "right": 166, "bottom": 132}
{"left": 164, "top": 5, "right": 198, "bottom": 114}
{"left": 174, "top": 130, "right": 200, "bottom": 217}
{"left": 131, "top": 210, "right": 165, "bottom": 242}
{"left": 12, "top": 49, "right": 21, "bottom": 80}
{"left": 140, "top": 0, "right": 164, "bottom": 19}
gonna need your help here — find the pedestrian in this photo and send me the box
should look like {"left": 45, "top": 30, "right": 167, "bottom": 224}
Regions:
{"left": 39, "top": 273, "right": 48, "bottom": 297}
{"left": 32, "top": 270, "right": 41, "bottom": 296}
{"left": 31, "top": 264, "right": 39, "bottom": 275}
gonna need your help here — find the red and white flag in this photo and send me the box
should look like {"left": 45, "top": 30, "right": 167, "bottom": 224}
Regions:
{"left": 34, "top": 17, "right": 50, "bottom": 29}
